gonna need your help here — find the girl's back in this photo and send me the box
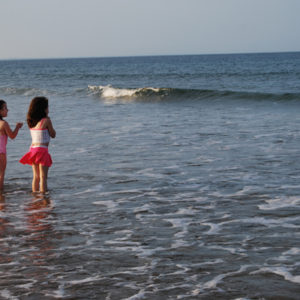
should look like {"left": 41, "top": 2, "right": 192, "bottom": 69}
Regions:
{"left": 0, "top": 120, "right": 8, "bottom": 154}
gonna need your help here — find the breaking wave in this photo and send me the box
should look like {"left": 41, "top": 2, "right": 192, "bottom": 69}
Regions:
{"left": 87, "top": 85, "right": 300, "bottom": 102}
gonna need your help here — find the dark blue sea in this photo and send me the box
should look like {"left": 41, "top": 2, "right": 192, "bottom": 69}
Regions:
{"left": 0, "top": 52, "right": 300, "bottom": 299}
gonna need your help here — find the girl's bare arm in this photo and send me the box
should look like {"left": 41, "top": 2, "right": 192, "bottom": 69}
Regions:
{"left": 46, "top": 118, "right": 56, "bottom": 138}
{"left": 4, "top": 121, "right": 23, "bottom": 139}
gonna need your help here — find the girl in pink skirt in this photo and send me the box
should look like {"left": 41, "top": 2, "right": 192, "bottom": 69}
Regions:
{"left": 20, "top": 97, "right": 56, "bottom": 194}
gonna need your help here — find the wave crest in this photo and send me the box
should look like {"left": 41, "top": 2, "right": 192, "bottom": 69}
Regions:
{"left": 88, "top": 85, "right": 164, "bottom": 99}
{"left": 87, "top": 85, "right": 300, "bottom": 102}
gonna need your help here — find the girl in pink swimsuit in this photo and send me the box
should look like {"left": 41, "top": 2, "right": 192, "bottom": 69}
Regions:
{"left": 0, "top": 100, "right": 23, "bottom": 191}
{"left": 20, "top": 97, "right": 56, "bottom": 194}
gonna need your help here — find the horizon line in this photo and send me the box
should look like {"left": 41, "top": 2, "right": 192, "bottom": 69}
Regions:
{"left": 1, "top": 50, "right": 300, "bottom": 62}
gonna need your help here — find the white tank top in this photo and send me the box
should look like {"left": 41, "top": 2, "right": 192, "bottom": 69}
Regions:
{"left": 30, "top": 118, "right": 50, "bottom": 147}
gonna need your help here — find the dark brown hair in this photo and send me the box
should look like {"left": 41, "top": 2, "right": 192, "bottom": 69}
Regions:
{"left": 0, "top": 100, "right": 6, "bottom": 120}
{"left": 27, "top": 97, "right": 48, "bottom": 128}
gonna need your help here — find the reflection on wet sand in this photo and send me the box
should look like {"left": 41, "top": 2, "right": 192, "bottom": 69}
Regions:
{"left": 0, "top": 193, "right": 5, "bottom": 211}
{"left": 25, "top": 194, "right": 54, "bottom": 257}
{"left": 16, "top": 193, "right": 58, "bottom": 292}
{"left": 0, "top": 193, "right": 12, "bottom": 264}
{"left": 0, "top": 193, "right": 60, "bottom": 296}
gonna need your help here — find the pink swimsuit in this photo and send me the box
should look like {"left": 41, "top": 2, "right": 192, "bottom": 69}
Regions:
{"left": 0, "top": 135, "right": 8, "bottom": 154}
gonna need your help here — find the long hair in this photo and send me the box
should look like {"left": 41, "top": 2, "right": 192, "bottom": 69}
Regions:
{"left": 0, "top": 100, "right": 6, "bottom": 121}
{"left": 27, "top": 97, "right": 48, "bottom": 128}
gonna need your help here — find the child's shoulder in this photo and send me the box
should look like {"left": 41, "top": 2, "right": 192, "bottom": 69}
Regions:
{"left": 0, "top": 120, "right": 7, "bottom": 131}
{"left": 42, "top": 117, "right": 51, "bottom": 123}
{"left": 39, "top": 117, "right": 50, "bottom": 129}
{"left": 43, "top": 117, "right": 52, "bottom": 123}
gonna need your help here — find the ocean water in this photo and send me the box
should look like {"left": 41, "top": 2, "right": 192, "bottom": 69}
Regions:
{"left": 0, "top": 52, "right": 300, "bottom": 299}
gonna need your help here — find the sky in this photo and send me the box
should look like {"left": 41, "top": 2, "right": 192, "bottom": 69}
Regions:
{"left": 0, "top": 0, "right": 299, "bottom": 59}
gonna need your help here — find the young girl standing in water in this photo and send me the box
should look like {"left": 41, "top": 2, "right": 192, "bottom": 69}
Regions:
{"left": 20, "top": 97, "right": 56, "bottom": 194}
{"left": 0, "top": 100, "right": 23, "bottom": 191}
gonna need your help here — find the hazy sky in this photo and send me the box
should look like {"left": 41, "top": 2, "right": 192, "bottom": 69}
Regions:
{"left": 0, "top": 0, "right": 299, "bottom": 59}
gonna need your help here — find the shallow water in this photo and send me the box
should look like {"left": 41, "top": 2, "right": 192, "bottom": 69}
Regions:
{"left": 0, "top": 53, "right": 300, "bottom": 299}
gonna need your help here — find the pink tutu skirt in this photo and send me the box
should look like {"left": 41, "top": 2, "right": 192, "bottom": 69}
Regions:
{"left": 20, "top": 147, "right": 52, "bottom": 167}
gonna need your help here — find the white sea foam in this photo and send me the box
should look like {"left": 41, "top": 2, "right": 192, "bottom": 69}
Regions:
{"left": 89, "top": 85, "right": 136, "bottom": 98}
{"left": 123, "top": 289, "right": 146, "bottom": 300}
{"left": 69, "top": 275, "right": 103, "bottom": 285}
{"left": 73, "top": 147, "right": 88, "bottom": 154}
{"left": 106, "top": 245, "right": 166, "bottom": 258}
{"left": 234, "top": 185, "right": 260, "bottom": 196}
{"left": 45, "top": 283, "right": 65, "bottom": 299}
{"left": 136, "top": 168, "right": 165, "bottom": 179}
{"left": 0, "top": 261, "right": 19, "bottom": 267}
{"left": 202, "top": 222, "right": 221, "bottom": 235}
{"left": 113, "top": 229, "right": 133, "bottom": 236}
{"left": 73, "top": 184, "right": 103, "bottom": 195}
{"left": 175, "top": 207, "right": 197, "bottom": 216}
{"left": 208, "top": 245, "right": 246, "bottom": 255}
{"left": 105, "top": 240, "right": 140, "bottom": 246}
{"left": 277, "top": 247, "right": 300, "bottom": 261}
{"left": 4, "top": 190, "right": 27, "bottom": 196}
{"left": 191, "top": 265, "right": 249, "bottom": 295}
{"left": 280, "top": 184, "right": 300, "bottom": 189}
{"left": 16, "top": 281, "right": 36, "bottom": 290}
{"left": 98, "top": 189, "right": 141, "bottom": 197}
{"left": 0, "top": 289, "right": 18, "bottom": 300}
{"left": 235, "top": 216, "right": 299, "bottom": 230}
{"left": 134, "top": 204, "right": 152, "bottom": 214}
{"left": 251, "top": 267, "right": 300, "bottom": 284}
{"left": 171, "top": 239, "right": 191, "bottom": 248}
{"left": 165, "top": 218, "right": 190, "bottom": 235}
{"left": 88, "top": 85, "right": 160, "bottom": 99}
{"left": 258, "top": 196, "right": 300, "bottom": 210}
{"left": 93, "top": 199, "right": 118, "bottom": 211}
{"left": 282, "top": 247, "right": 300, "bottom": 256}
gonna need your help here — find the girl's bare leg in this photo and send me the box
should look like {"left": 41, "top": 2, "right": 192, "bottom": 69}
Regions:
{"left": 39, "top": 164, "right": 49, "bottom": 194}
{"left": 0, "top": 154, "right": 7, "bottom": 191}
{"left": 32, "top": 164, "right": 40, "bottom": 193}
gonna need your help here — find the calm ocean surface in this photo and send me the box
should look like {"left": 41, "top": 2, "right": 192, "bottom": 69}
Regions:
{"left": 0, "top": 52, "right": 300, "bottom": 299}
